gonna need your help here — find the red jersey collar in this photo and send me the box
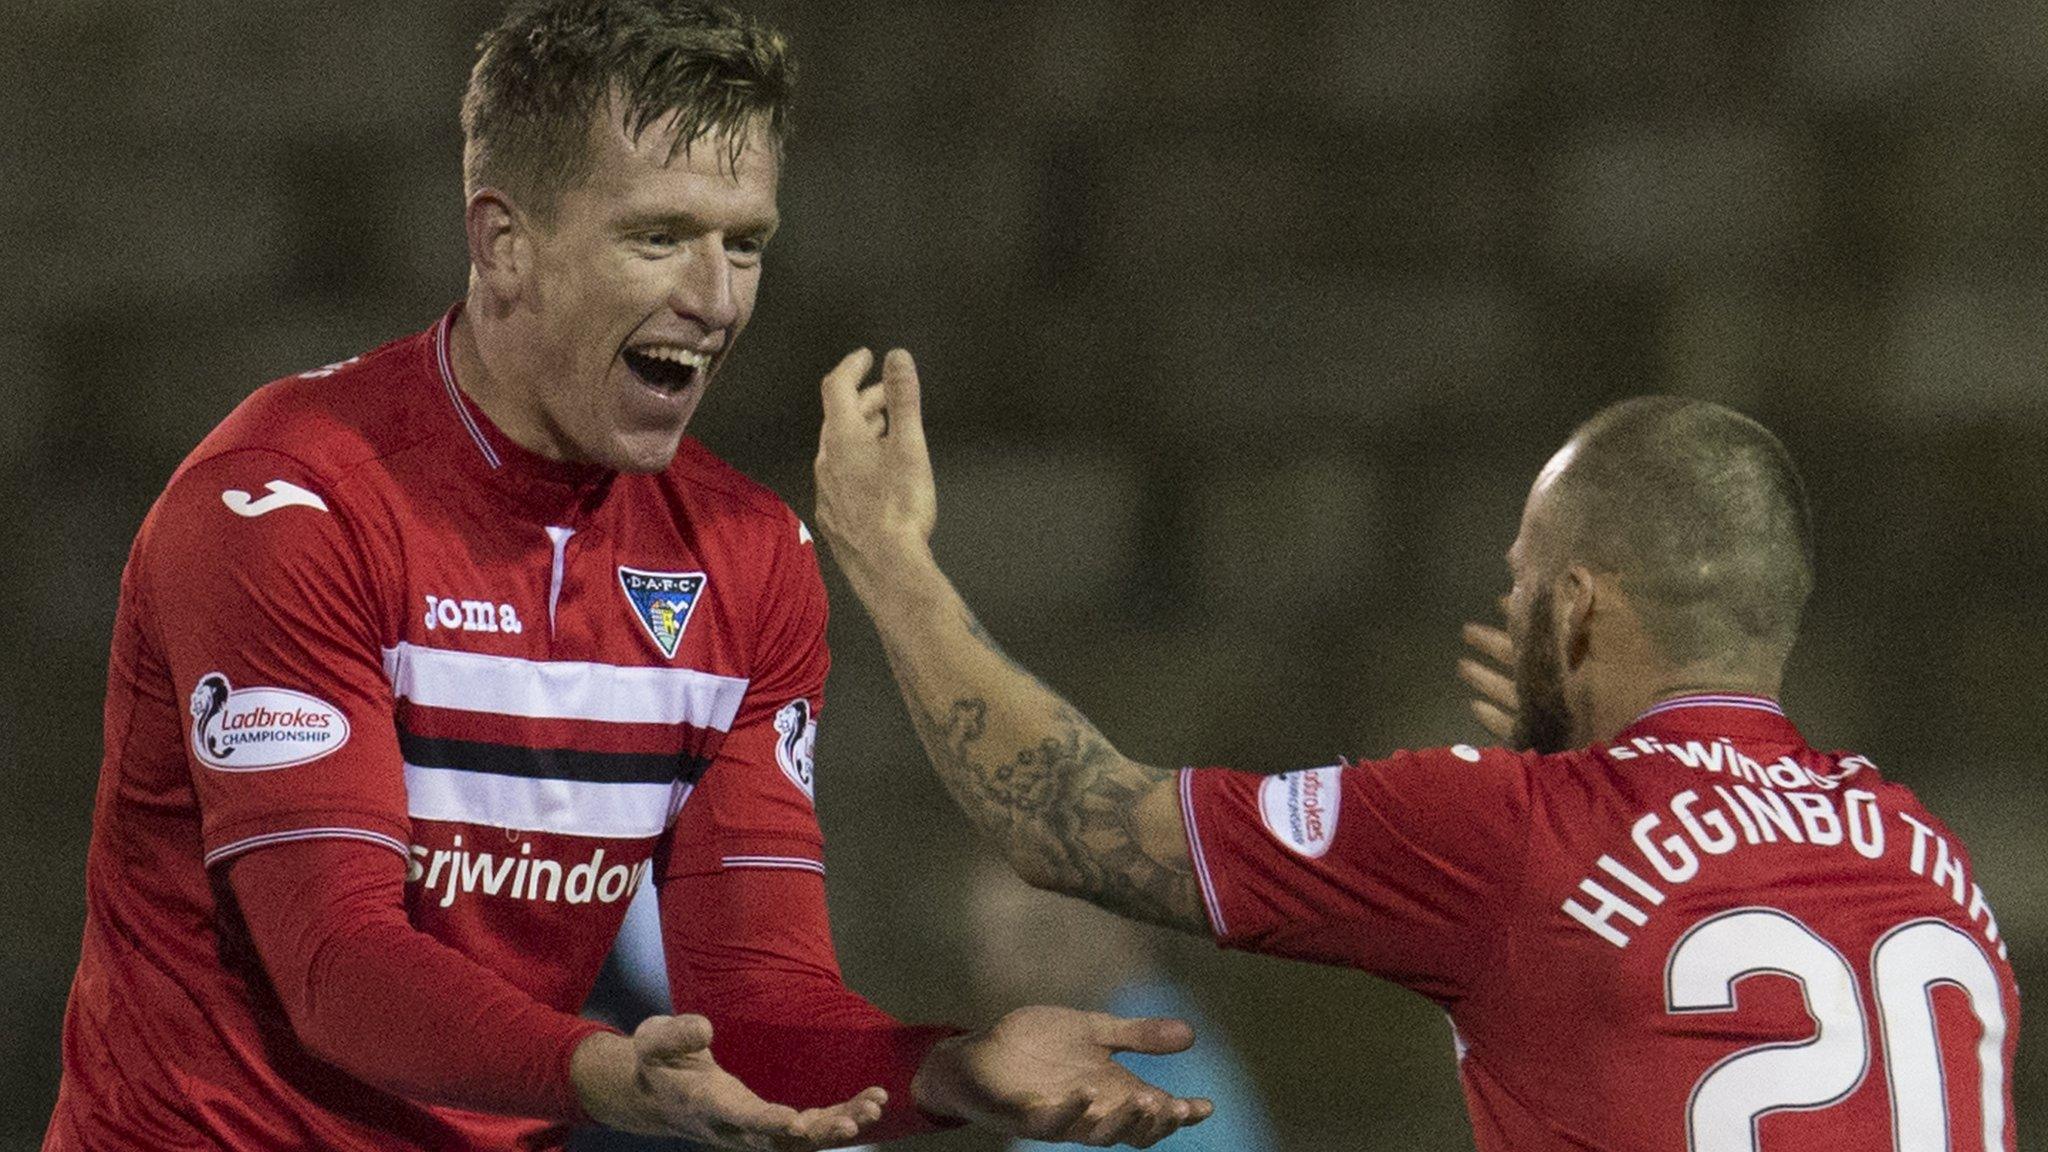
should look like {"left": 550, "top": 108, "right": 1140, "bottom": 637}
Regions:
{"left": 1615, "top": 692, "right": 1806, "bottom": 746}
{"left": 430, "top": 305, "right": 613, "bottom": 519}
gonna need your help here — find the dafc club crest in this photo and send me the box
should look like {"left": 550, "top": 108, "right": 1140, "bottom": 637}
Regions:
{"left": 617, "top": 567, "right": 707, "bottom": 659}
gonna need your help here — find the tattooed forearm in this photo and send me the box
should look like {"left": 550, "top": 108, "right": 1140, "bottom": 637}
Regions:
{"left": 877, "top": 608, "right": 1205, "bottom": 934}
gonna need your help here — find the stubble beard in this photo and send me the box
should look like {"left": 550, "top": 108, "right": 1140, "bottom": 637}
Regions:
{"left": 1511, "top": 587, "right": 1576, "bottom": 755}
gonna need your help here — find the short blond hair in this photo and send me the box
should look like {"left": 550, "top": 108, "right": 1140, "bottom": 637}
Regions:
{"left": 461, "top": 0, "right": 793, "bottom": 220}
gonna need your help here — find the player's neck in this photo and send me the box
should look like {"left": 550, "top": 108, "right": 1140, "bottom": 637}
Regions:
{"left": 448, "top": 300, "right": 554, "bottom": 463}
{"left": 1576, "top": 664, "right": 1783, "bottom": 746}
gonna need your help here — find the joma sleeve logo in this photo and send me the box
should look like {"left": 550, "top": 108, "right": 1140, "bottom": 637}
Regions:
{"left": 221, "top": 480, "right": 330, "bottom": 518}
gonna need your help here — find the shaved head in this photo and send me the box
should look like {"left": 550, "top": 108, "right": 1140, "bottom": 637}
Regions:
{"left": 1533, "top": 397, "right": 1814, "bottom": 673}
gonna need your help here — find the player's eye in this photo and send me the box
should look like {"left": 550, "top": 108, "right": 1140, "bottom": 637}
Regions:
{"left": 630, "top": 230, "right": 679, "bottom": 254}
{"left": 725, "top": 235, "right": 768, "bottom": 262}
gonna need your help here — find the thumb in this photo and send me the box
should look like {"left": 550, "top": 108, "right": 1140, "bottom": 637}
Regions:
{"left": 633, "top": 1013, "right": 715, "bottom": 1065}
{"left": 1094, "top": 1014, "right": 1197, "bottom": 1056}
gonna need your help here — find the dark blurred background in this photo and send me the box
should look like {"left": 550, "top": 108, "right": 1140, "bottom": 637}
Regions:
{"left": 5, "top": 1, "right": 2045, "bottom": 1148}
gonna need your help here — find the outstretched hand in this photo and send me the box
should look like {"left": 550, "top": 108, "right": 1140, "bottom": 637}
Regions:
{"left": 914, "top": 1005, "right": 1214, "bottom": 1148}
{"left": 1457, "top": 621, "right": 1520, "bottom": 743}
{"left": 572, "top": 1015, "right": 887, "bottom": 1151}
{"left": 813, "top": 347, "right": 937, "bottom": 589}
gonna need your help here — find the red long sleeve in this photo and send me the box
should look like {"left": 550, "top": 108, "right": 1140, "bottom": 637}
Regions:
{"left": 229, "top": 837, "right": 613, "bottom": 1119}
{"left": 661, "top": 865, "right": 962, "bottom": 1141}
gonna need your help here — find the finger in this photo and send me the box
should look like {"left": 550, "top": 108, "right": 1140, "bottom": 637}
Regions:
{"left": 1078, "top": 1092, "right": 1149, "bottom": 1147}
{"left": 814, "top": 1086, "right": 886, "bottom": 1129}
{"left": 1462, "top": 621, "right": 1514, "bottom": 666}
{"left": 855, "top": 384, "right": 889, "bottom": 439}
{"left": 700, "top": 1077, "right": 868, "bottom": 1152}
{"left": 1026, "top": 1088, "right": 1097, "bottom": 1142}
{"left": 855, "top": 381, "right": 888, "bottom": 421}
{"left": 1470, "top": 699, "right": 1517, "bottom": 741}
{"left": 880, "top": 348, "right": 926, "bottom": 452}
{"left": 781, "top": 1088, "right": 886, "bottom": 1148}
{"left": 819, "top": 348, "right": 875, "bottom": 431}
{"left": 739, "top": 1083, "right": 882, "bottom": 1132}
{"left": 1118, "top": 1090, "right": 1186, "bottom": 1149}
{"left": 1096, "top": 1014, "right": 1197, "bottom": 1055}
{"left": 1120, "top": 1089, "right": 1213, "bottom": 1147}
{"left": 1121, "top": 1112, "right": 1175, "bottom": 1149}
{"left": 1097, "top": 1085, "right": 1181, "bottom": 1148}
{"left": 1456, "top": 657, "right": 1517, "bottom": 711}
{"left": 706, "top": 1091, "right": 805, "bottom": 1146}
{"left": 634, "top": 1013, "right": 715, "bottom": 1063}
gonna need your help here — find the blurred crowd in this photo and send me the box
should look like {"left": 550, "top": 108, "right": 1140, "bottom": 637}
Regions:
{"left": 7, "top": 1, "right": 2045, "bottom": 1147}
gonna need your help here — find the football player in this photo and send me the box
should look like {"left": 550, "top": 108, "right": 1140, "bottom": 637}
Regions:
{"left": 44, "top": 4, "right": 1212, "bottom": 1150}
{"left": 814, "top": 349, "right": 2021, "bottom": 1151}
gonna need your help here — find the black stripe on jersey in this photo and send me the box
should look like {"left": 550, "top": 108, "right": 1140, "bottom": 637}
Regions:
{"left": 398, "top": 732, "right": 711, "bottom": 785}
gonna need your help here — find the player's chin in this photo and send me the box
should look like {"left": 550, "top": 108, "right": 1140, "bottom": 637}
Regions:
{"left": 597, "top": 363, "right": 704, "bottom": 472}
{"left": 603, "top": 424, "right": 691, "bottom": 474}
{"left": 574, "top": 402, "right": 689, "bottom": 472}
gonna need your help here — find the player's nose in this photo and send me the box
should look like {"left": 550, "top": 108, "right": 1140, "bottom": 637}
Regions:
{"left": 665, "top": 237, "right": 739, "bottom": 332}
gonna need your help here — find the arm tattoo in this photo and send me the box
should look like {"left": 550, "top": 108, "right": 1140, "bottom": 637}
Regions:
{"left": 882, "top": 611, "right": 1205, "bottom": 934}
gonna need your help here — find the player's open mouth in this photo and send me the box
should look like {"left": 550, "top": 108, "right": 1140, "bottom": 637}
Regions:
{"left": 622, "top": 346, "right": 711, "bottom": 395}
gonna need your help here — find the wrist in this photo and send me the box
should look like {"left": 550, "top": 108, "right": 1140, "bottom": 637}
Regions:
{"left": 835, "top": 534, "right": 943, "bottom": 606}
{"left": 568, "top": 1030, "right": 635, "bottom": 1129}
{"left": 908, "top": 1031, "right": 972, "bottom": 1122}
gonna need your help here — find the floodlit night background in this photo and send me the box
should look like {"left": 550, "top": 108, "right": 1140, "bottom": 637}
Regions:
{"left": 5, "top": 1, "right": 2045, "bottom": 1147}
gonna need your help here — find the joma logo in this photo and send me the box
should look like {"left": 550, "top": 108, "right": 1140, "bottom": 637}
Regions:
{"left": 423, "top": 595, "right": 523, "bottom": 634}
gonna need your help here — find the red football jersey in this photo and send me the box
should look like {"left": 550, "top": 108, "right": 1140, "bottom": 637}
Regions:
{"left": 1183, "top": 694, "right": 2020, "bottom": 1151}
{"left": 49, "top": 309, "right": 835, "bottom": 1149}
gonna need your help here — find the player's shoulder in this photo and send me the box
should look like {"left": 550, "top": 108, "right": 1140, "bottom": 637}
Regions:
{"left": 1819, "top": 750, "right": 1958, "bottom": 835}
{"left": 1356, "top": 741, "right": 1549, "bottom": 779}
{"left": 1339, "top": 742, "right": 1544, "bottom": 807}
{"left": 666, "top": 437, "right": 811, "bottom": 551}
{"left": 169, "top": 326, "right": 440, "bottom": 503}
{"left": 1403, "top": 741, "right": 1654, "bottom": 817}
{"left": 1417, "top": 742, "right": 1542, "bottom": 771}
{"left": 141, "top": 327, "right": 444, "bottom": 585}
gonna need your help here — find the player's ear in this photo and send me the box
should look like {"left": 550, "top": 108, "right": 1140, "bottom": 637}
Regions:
{"left": 1558, "top": 565, "right": 1596, "bottom": 672}
{"left": 465, "top": 188, "right": 527, "bottom": 301}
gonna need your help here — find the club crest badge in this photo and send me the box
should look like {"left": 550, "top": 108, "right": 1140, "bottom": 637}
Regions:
{"left": 617, "top": 567, "right": 707, "bottom": 659}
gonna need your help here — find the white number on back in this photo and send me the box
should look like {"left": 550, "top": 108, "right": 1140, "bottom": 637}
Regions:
{"left": 1873, "top": 919, "right": 2008, "bottom": 1152}
{"left": 1667, "top": 909, "right": 1868, "bottom": 1151}
{"left": 1665, "top": 908, "right": 2008, "bottom": 1151}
